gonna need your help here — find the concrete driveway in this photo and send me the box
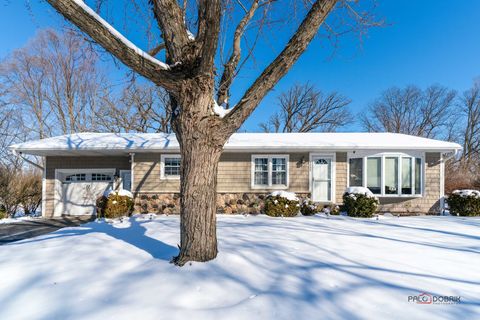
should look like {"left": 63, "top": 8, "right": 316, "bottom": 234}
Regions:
{"left": 0, "top": 216, "right": 94, "bottom": 244}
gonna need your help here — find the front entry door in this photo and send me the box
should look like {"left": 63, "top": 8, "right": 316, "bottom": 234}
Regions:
{"left": 312, "top": 156, "right": 332, "bottom": 202}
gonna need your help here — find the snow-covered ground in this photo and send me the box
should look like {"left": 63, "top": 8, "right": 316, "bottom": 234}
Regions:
{"left": 0, "top": 211, "right": 41, "bottom": 224}
{"left": 0, "top": 214, "right": 479, "bottom": 320}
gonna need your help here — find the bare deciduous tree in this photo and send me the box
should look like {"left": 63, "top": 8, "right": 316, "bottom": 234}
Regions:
{"left": 41, "top": 0, "right": 379, "bottom": 265}
{"left": 0, "top": 166, "right": 42, "bottom": 217}
{"left": 98, "top": 80, "right": 172, "bottom": 133}
{"left": 0, "top": 29, "right": 105, "bottom": 138}
{"left": 260, "top": 83, "right": 352, "bottom": 132}
{"left": 458, "top": 85, "right": 480, "bottom": 169}
{"left": 361, "top": 85, "right": 456, "bottom": 138}
{"left": 0, "top": 28, "right": 172, "bottom": 146}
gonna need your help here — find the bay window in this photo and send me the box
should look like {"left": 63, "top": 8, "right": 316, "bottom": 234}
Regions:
{"left": 367, "top": 157, "right": 381, "bottom": 194}
{"left": 415, "top": 158, "right": 422, "bottom": 195}
{"left": 384, "top": 157, "right": 398, "bottom": 194}
{"left": 349, "top": 153, "right": 423, "bottom": 196}
{"left": 252, "top": 155, "right": 289, "bottom": 188}
{"left": 349, "top": 158, "right": 363, "bottom": 187}
{"left": 402, "top": 157, "right": 413, "bottom": 195}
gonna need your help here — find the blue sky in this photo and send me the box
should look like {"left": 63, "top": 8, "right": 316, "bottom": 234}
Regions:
{"left": 1, "top": 0, "right": 479, "bottom": 132}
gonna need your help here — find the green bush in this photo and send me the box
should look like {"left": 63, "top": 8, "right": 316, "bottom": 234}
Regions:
{"left": 0, "top": 207, "right": 6, "bottom": 220}
{"left": 96, "top": 191, "right": 134, "bottom": 219}
{"left": 264, "top": 193, "right": 299, "bottom": 217}
{"left": 447, "top": 191, "right": 480, "bottom": 216}
{"left": 343, "top": 192, "right": 379, "bottom": 218}
{"left": 300, "top": 200, "right": 321, "bottom": 216}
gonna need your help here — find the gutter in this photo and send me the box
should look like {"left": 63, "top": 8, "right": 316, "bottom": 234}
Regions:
{"left": 12, "top": 150, "right": 44, "bottom": 170}
{"left": 10, "top": 146, "right": 463, "bottom": 156}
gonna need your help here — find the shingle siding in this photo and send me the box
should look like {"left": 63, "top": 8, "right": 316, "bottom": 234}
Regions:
{"left": 43, "top": 151, "right": 443, "bottom": 216}
{"left": 335, "top": 152, "right": 348, "bottom": 203}
{"left": 133, "top": 152, "right": 310, "bottom": 194}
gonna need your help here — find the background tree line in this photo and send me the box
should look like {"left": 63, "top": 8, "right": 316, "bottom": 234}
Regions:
{"left": 0, "top": 28, "right": 172, "bottom": 217}
{"left": 0, "top": 28, "right": 478, "bottom": 217}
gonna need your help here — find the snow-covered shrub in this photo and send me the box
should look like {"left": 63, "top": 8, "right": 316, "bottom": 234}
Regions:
{"left": 446, "top": 190, "right": 480, "bottom": 216}
{"left": 343, "top": 187, "right": 379, "bottom": 218}
{"left": 323, "top": 204, "right": 340, "bottom": 215}
{"left": 300, "top": 199, "right": 321, "bottom": 216}
{"left": 96, "top": 189, "right": 134, "bottom": 219}
{"left": 264, "top": 191, "right": 300, "bottom": 217}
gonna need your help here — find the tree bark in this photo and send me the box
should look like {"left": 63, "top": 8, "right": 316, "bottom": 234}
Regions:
{"left": 173, "top": 140, "right": 222, "bottom": 265}
{"left": 171, "top": 77, "right": 227, "bottom": 266}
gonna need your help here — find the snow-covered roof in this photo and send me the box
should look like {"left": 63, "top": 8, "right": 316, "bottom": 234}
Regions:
{"left": 9, "top": 132, "right": 462, "bottom": 156}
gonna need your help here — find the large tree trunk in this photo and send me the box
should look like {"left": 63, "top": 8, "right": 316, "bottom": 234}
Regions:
{"left": 174, "top": 141, "right": 222, "bottom": 265}
{"left": 172, "top": 79, "right": 227, "bottom": 266}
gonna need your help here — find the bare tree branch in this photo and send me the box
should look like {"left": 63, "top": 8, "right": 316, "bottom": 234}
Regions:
{"left": 459, "top": 85, "right": 480, "bottom": 169}
{"left": 196, "top": 0, "right": 222, "bottom": 73}
{"left": 260, "top": 83, "right": 352, "bottom": 132}
{"left": 148, "top": 42, "right": 166, "bottom": 56}
{"left": 217, "top": 0, "right": 261, "bottom": 105}
{"left": 360, "top": 85, "right": 456, "bottom": 139}
{"left": 150, "top": 0, "right": 192, "bottom": 61}
{"left": 46, "top": 0, "right": 181, "bottom": 91}
{"left": 223, "top": 0, "right": 338, "bottom": 132}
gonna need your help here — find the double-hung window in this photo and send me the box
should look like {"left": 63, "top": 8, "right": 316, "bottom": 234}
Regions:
{"left": 161, "top": 155, "right": 181, "bottom": 179}
{"left": 252, "top": 155, "right": 289, "bottom": 188}
{"left": 349, "top": 153, "right": 423, "bottom": 196}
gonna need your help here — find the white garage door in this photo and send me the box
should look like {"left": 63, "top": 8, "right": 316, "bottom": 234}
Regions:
{"left": 54, "top": 170, "right": 115, "bottom": 216}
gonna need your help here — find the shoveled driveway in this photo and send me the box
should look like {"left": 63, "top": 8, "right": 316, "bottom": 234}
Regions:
{"left": 0, "top": 216, "right": 94, "bottom": 244}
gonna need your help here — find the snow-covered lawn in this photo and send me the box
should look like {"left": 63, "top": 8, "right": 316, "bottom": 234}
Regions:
{"left": 0, "top": 216, "right": 41, "bottom": 224}
{"left": 0, "top": 215, "right": 479, "bottom": 320}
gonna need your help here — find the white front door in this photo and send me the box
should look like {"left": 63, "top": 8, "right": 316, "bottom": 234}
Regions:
{"left": 312, "top": 156, "right": 333, "bottom": 202}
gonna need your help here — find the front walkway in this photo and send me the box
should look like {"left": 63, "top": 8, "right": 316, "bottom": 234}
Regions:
{"left": 0, "top": 216, "right": 94, "bottom": 244}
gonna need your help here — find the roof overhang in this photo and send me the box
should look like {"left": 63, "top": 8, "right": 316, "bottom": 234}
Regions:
{"left": 9, "top": 132, "right": 463, "bottom": 157}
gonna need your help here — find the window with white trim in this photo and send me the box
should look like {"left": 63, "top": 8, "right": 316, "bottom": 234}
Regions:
{"left": 161, "top": 155, "right": 181, "bottom": 179}
{"left": 349, "top": 154, "right": 423, "bottom": 196}
{"left": 252, "top": 155, "right": 289, "bottom": 188}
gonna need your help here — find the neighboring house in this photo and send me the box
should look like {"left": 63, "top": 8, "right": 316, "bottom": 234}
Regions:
{"left": 10, "top": 132, "right": 461, "bottom": 217}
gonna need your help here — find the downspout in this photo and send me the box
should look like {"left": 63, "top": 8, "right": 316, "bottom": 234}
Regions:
{"left": 12, "top": 150, "right": 44, "bottom": 170}
{"left": 440, "top": 153, "right": 445, "bottom": 215}
{"left": 440, "top": 149, "right": 461, "bottom": 215}
{"left": 129, "top": 152, "right": 135, "bottom": 192}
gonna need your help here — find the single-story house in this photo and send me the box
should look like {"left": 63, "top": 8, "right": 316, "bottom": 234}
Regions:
{"left": 10, "top": 132, "right": 461, "bottom": 217}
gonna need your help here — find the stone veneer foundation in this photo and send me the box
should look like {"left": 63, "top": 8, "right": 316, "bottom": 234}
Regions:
{"left": 134, "top": 192, "right": 440, "bottom": 216}
{"left": 134, "top": 192, "right": 311, "bottom": 215}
